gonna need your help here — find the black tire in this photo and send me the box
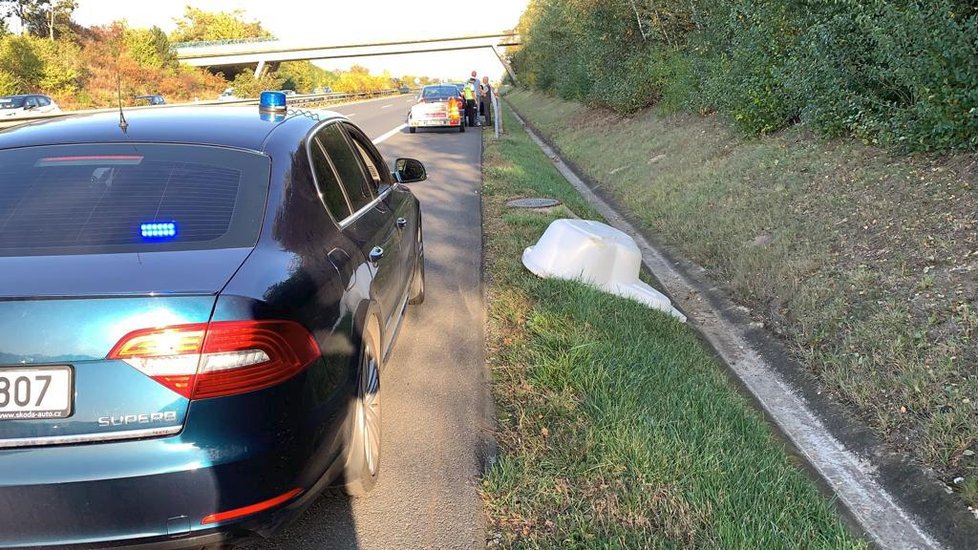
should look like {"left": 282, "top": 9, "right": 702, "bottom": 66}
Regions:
{"left": 459, "top": 123, "right": 465, "bottom": 133}
{"left": 342, "top": 317, "right": 382, "bottom": 497}
{"left": 409, "top": 126, "right": 416, "bottom": 134}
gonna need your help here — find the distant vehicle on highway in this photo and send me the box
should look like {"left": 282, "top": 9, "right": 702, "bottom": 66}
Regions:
{"left": 408, "top": 84, "right": 465, "bottom": 133}
{"left": 0, "top": 92, "right": 428, "bottom": 548}
{"left": 399, "top": 85, "right": 411, "bottom": 94}
{"left": 280, "top": 89, "right": 296, "bottom": 96}
{"left": 0, "top": 94, "right": 61, "bottom": 118}
{"left": 134, "top": 94, "right": 166, "bottom": 106}
{"left": 217, "top": 87, "right": 239, "bottom": 101}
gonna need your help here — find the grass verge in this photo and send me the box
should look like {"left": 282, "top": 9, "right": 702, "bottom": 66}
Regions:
{"left": 503, "top": 88, "right": 978, "bottom": 506}
{"left": 480, "top": 104, "right": 864, "bottom": 547}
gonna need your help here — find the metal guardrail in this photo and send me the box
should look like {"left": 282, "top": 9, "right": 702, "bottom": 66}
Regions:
{"left": 0, "top": 89, "right": 401, "bottom": 129}
{"left": 171, "top": 37, "right": 278, "bottom": 49}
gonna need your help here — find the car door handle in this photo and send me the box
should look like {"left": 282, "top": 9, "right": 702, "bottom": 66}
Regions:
{"left": 369, "top": 246, "right": 385, "bottom": 263}
{"left": 396, "top": 217, "right": 408, "bottom": 229}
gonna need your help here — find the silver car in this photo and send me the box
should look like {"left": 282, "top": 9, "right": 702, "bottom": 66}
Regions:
{"left": 0, "top": 94, "right": 61, "bottom": 117}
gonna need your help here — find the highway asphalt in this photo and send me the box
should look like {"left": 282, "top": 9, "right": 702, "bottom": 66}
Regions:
{"left": 245, "top": 94, "right": 492, "bottom": 549}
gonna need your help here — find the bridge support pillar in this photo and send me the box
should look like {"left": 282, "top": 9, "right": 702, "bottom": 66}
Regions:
{"left": 254, "top": 60, "right": 266, "bottom": 78}
{"left": 492, "top": 46, "right": 519, "bottom": 86}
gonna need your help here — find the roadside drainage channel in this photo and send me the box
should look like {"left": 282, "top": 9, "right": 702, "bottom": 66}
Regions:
{"left": 509, "top": 109, "right": 953, "bottom": 549}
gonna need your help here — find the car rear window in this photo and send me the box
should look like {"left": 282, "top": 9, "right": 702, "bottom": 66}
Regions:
{"left": 0, "top": 97, "right": 26, "bottom": 109}
{"left": 422, "top": 86, "right": 459, "bottom": 99}
{"left": 0, "top": 143, "right": 270, "bottom": 256}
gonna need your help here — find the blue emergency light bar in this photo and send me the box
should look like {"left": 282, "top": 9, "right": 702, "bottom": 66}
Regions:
{"left": 141, "top": 222, "right": 177, "bottom": 239}
{"left": 259, "top": 91, "right": 287, "bottom": 112}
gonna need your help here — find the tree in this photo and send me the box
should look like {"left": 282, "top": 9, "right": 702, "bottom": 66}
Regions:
{"left": 229, "top": 69, "right": 282, "bottom": 98}
{"left": 72, "top": 23, "right": 225, "bottom": 109}
{"left": 169, "top": 6, "right": 272, "bottom": 43}
{"left": 276, "top": 61, "right": 338, "bottom": 93}
{"left": 331, "top": 65, "right": 395, "bottom": 94}
{"left": 34, "top": 33, "right": 79, "bottom": 92}
{"left": 0, "top": 34, "right": 43, "bottom": 87}
{"left": 1, "top": 0, "right": 77, "bottom": 39}
{"left": 123, "top": 25, "right": 176, "bottom": 70}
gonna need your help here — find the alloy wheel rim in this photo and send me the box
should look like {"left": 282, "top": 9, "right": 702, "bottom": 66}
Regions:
{"left": 358, "top": 347, "right": 381, "bottom": 476}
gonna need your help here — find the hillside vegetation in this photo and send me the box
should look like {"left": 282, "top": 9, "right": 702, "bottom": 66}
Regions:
{"left": 512, "top": 0, "right": 978, "bottom": 153}
{"left": 0, "top": 26, "right": 225, "bottom": 109}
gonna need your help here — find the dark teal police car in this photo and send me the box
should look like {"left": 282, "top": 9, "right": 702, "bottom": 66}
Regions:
{"left": 0, "top": 92, "right": 426, "bottom": 548}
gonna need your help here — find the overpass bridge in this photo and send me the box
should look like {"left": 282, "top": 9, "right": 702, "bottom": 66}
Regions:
{"left": 173, "top": 33, "right": 521, "bottom": 82}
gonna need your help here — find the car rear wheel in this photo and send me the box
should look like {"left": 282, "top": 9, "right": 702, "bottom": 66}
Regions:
{"left": 343, "top": 318, "right": 382, "bottom": 496}
{"left": 460, "top": 123, "right": 465, "bottom": 133}
{"left": 409, "top": 126, "right": 416, "bottom": 134}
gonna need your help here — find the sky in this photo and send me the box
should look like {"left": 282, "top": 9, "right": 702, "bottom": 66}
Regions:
{"left": 72, "top": 0, "right": 529, "bottom": 80}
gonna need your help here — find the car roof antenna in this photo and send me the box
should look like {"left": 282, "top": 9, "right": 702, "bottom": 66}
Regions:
{"left": 116, "top": 73, "right": 128, "bottom": 133}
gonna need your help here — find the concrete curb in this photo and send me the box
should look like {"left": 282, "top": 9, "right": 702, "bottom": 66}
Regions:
{"left": 508, "top": 109, "right": 942, "bottom": 550}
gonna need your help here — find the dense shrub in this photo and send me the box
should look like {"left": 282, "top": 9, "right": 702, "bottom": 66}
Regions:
{"left": 789, "top": 0, "right": 978, "bottom": 150}
{"left": 512, "top": 0, "right": 978, "bottom": 151}
{"left": 693, "top": 0, "right": 805, "bottom": 134}
{"left": 512, "top": 0, "right": 662, "bottom": 112}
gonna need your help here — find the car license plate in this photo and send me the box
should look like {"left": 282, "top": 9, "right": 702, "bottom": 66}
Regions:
{"left": 0, "top": 366, "right": 73, "bottom": 420}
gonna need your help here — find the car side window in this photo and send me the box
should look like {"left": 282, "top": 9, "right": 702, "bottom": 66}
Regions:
{"left": 308, "top": 131, "right": 353, "bottom": 221}
{"left": 25, "top": 97, "right": 37, "bottom": 109}
{"left": 37, "top": 96, "right": 49, "bottom": 107}
{"left": 343, "top": 123, "right": 391, "bottom": 195}
{"left": 317, "top": 123, "right": 374, "bottom": 213}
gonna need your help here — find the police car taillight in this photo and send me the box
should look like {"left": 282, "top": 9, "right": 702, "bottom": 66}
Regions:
{"left": 107, "top": 320, "right": 321, "bottom": 399}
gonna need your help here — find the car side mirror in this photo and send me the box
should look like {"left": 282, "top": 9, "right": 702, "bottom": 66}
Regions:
{"left": 394, "top": 158, "right": 427, "bottom": 183}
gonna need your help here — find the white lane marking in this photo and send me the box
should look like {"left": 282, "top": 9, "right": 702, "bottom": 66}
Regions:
{"left": 381, "top": 104, "right": 392, "bottom": 109}
{"left": 345, "top": 113, "right": 356, "bottom": 118}
{"left": 373, "top": 124, "right": 407, "bottom": 145}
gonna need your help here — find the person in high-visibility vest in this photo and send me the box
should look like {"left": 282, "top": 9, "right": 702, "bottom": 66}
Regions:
{"left": 463, "top": 78, "right": 478, "bottom": 128}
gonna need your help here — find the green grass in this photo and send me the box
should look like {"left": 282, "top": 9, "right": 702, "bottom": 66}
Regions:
{"left": 503, "top": 88, "right": 978, "bottom": 505}
{"left": 481, "top": 105, "right": 865, "bottom": 548}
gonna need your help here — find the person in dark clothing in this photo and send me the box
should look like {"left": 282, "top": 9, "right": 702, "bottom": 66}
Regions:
{"left": 480, "top": 76, "right": 495, "bottom": 125}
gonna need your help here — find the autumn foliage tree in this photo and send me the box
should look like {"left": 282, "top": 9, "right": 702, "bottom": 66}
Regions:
{"left": 0, "top": 6, "right": 414, "bottom": 109}
{"left": 169, "top": 6, "right": 272, "bottom": 43}
{"left": 276, "top": 61, "right": 337, "bottom": 93}
{"left": 0, "top": 33, "right": 79, "bottom": 95}
{"left": 73, "top": 22, "right": 225, "bottom": 108}
{"left": 331, "top": 65, "right": 395, "bottom": 94}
